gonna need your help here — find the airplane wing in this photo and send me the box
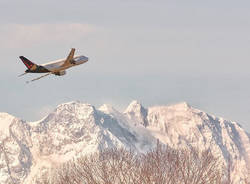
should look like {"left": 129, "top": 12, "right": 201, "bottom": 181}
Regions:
{"left": 61, "top": 48, "right": 75, "bottom": 67}
{"left": 26, "top": 73, "right": 52, "bottom": 83}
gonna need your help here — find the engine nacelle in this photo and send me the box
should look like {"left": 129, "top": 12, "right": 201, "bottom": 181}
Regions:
{"left": 55, "top": 70, "right": 66, "bottom": 76}
{"left": 70, "top": 59, "right": 76, "bottom": 65}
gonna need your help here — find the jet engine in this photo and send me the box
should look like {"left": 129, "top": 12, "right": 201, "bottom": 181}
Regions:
{"left": 55, "top": 70, "right": 66, "bottom": 76}
{"left": 70, "top": 59, "right": 76, "bottom": 64}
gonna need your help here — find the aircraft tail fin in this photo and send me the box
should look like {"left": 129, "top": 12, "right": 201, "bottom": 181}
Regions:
{"left": 19, "top": 56, "right": 38, "bottom": 70}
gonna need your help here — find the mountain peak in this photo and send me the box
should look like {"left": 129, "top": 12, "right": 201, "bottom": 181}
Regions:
{"left": 99, "top": 104, "right": 118, "bottom": 114}
{"left": 55, "top": 101, "right": 94, "bottom": 111}
{"left": 0, "top": 112, "right": 16, "bottom": 135}
{"left": 124, "top": 100, "right": 148, "bottom": 127}
{"left": 124, "top": 100, "right": 144, "bottom": 114}
{"left": 130, "top": 100, "right": 141, "bottom": 105}
{"left": 41, "top": 101, "right": 96, "bottom": 124}
{"left": 0, "top": 112, "right": 15, "bottom": 118}
{"left": 169, "top": 102, "right": 191, "bottom": 110}
{"left": 56, "top": 100, "right": 82, "bottom": 108}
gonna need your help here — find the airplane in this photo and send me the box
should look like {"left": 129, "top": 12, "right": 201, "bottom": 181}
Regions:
{"left": 18, "top": 48, "right": 88, "bottom": 83}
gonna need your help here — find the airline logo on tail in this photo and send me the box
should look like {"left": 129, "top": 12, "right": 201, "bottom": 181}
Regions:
{"left": 19, "top": 56, "right": 37, "bottom": 71}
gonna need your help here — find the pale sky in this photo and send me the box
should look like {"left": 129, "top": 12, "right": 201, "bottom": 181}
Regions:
{"left": 1, "top": 0, "right": 250, "bottom": 132}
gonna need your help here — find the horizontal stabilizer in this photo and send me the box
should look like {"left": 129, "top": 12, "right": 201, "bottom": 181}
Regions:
{"left": 26, "top": 72, "right": 51, "bottom": 83}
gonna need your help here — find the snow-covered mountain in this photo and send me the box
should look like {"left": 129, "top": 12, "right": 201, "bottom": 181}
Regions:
{"left": 0, "top": 101, "right": 249, "bottom": 183}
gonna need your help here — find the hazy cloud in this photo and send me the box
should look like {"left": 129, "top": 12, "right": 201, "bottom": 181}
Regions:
{"left": 0, "top": 1, "right": 250, "bottom": 132}
{"left": 0, "top": 23, "right": 95, "bottom": 48}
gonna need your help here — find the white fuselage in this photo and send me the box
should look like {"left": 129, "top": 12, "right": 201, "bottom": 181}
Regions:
{"left": 41, "top": 55, "right": 88, "bottom": 72}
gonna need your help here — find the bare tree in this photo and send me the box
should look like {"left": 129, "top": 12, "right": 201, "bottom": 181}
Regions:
{"left": 38, "top": 145, "right": 224, "bottom": 184}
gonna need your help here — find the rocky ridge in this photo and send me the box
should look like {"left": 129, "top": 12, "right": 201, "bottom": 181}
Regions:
{"left": 0, "top": 101, "right": 249, "bottom": 183}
